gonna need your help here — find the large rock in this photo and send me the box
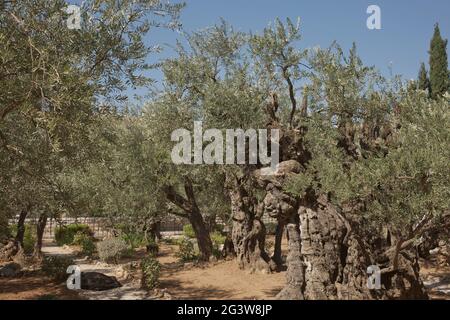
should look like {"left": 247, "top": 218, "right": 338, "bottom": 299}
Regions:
{"left": 0, "top": 262, "right": 21, "bottom": 277}
{"left": 81, "top": 272, "right": 122, "bottom": 291}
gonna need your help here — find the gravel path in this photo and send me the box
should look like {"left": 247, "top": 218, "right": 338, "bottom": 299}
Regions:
{"left": 41, "top": 240, "right": 153, "bottom": 300}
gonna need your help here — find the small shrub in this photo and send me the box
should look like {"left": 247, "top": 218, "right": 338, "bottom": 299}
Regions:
{"left": 96, "top": 237, "right": 129, "bottom": 263}
{"left": 55, "top": 224, "right": 92, "bottom": 246}
{"left": 265, "top": 222, "right": 278, "bottom": 236}
{"left": 146, "top": 239, "right": 159, "bottom": 256}
{"left": 73, "top": 232, "right": 96, "bottom": 257}
{"left": 183, "top": 224, "right": 196, "bottom": 238}
{"left": 9, "top": 224, "right": 36, "bottom": 254}
{"left": 23, "top": 225, "right": 37, "bottom": 254}
{"left": 121, "top": 232, "right": 146, "bottom": 249}
{"left": 161, "top": 237, "right": 182, "bottom": 245}
{"left": 177, "top": 238, "right": 198, "bottom": 262}
{"left": 210, "top": 231, "right": 226, "bottom": 246}
{"left": 42, "top": 255, "right": 74, "bottom": 282}
{"left": 141, "top": 255, "right": 161, "bottom": 289}
{"left": 210, "top": 231, "right": 226, "bottom": 259}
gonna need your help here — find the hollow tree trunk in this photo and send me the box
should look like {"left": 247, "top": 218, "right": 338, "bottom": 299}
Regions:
{"left": 227, "top": 173, "right": 271, "bottom": 273}
{"left": 298, "top": 198, "right": 349, "bottom": 299}
{"left": 276, "top": 216, "right": 305, "bottom": 300}
{"left": 164, "top": 178, "right": 213, "bottom": 261}
{"left": 277, "top": 194, "right": 428, "bottom": 300}
{"left": 271, "top": 219, "right": 285, "bottom": 269}
{"left": 32, "top": 213, "right": 47, "bottom": 259}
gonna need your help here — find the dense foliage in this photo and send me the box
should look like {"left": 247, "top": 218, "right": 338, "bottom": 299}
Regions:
{"left": 1, "top": 1, "right": 448, "bottom": 300}
{"left": 55, "top": 224, "right": 92, "bottom": 246}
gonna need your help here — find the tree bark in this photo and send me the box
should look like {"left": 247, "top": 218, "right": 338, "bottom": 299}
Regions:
{"left": 276, "top": 216, "right": 305, "bottom": 299}
{"left": 226, "top": 172, "right": 271, "bottom": 273}
{"left": 296, "top": 198, "right": 349, "bottom": 299}
{"left": 15, "top": 209, "right": 28, "bottom": 249}
{"left": 0, "top": 209, "right": 29, "bottom": 261}
{"left": 222, "top": 233, "right": 236, "bottom": 259}
{"left": 271, "top": 219, "right": 285, "bottom": 269}
{"left": 32, "top": 213, "right": 47, "bottom": 260}
{"left": 274, "top": 192, "right": 428, "bottom": 300}
{"left": 189, "top": 208, "right": 213, "bottom": 261}
{"left": 164, "top": 178, "right": 213, "bottom": 261}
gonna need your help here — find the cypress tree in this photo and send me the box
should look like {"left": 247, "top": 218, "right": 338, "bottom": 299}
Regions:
{"left": 417, "top": 62, "right": 430, "bottom": 94}
{"left": 429, "top": 24, "right": 449, "bottom": 99}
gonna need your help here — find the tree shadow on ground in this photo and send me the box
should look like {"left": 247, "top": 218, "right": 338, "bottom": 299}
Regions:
{"left": 0, "top": 272, "right": 81, "bottom": 300}
{"left": 158, "top": 278, "right": 235, "bottom": 300}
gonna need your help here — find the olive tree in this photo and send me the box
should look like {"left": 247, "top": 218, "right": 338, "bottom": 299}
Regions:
{"left": 0, "top": 0, "right": 183, "bottom": 259}
{"left": 273, "top": 44, "right": 450, "bottom": 299}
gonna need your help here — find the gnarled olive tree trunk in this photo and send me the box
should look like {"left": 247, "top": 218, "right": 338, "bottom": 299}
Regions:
{"left": 256, "top": 161, "right": 427, "bottom": 300}
{"left": 284, "top": 196, "right": 428, "bottom": 300}
{"left": 0, "top": 208, "right": 29, "bottom": 261}
{"left": 276, "top": 215, "right": 305, "bottom": 300}
{"left": 226, "top": 172, "right": 271, "bottom": 273}
{"left": 271, "top": 219, "right": 285, "bottom": 269}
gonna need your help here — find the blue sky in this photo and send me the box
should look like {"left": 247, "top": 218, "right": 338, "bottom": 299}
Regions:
{"left": 151, "top": 0, "right": 448, "bottom": 78}
{"left": 72, "top": 0, "right": 450, "bottom": 99}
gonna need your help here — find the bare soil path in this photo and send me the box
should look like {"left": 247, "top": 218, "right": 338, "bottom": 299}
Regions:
{"left": 2, "top": 239, "right": 449, "bottom": 300}
{"left": 157, "top": 244, "right": 285, "bottom": 300}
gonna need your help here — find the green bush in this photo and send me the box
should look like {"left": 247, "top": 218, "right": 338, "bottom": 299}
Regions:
{"left": 55, "top": 224, "right": 92, "bottom": 246}
{"left": 121, "top": 232, "right": 146, "bottom": 249}
{"left": 210, "top": 231, "right": 226, "bottom": 259}
{"left": 141, "top": 255, "right": 161, "bottom": 289}
{"left": 177, "top": 238, "right": 198, "bottom": 262}
{"left": 210, "top": 231, "right": 226, "bottom": 246}
{"left": 265, "top": 222, "right": 278, "bottom": 236}
{"left": 9, "top": 224, "right": 36, "bottom": 254}
{"left": 161, "top": 237, "right": 182, "bottom": 245}
{"left": 96, "top": 237, "right": 129, "bottom": 263}
{"left": 42, "top": 255, "right": 74, "bottom": 282}
{"left": 73, "top": 232, "right": 95, "bottom": 257}
{"left": 183, "top": 224, "right": 196, "bottom": 238}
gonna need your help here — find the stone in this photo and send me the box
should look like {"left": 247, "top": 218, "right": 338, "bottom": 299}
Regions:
{"left": 115, "top": 266, "right": 129, "bottom": 279}
{"left": 81, "top": 272, "right": 122, "bottom": 291}
{"left": 430, "top": 247, "right": 440, "bottom": 255}
{"left": 0, "top": 262, "right": 21, "bottom": 277}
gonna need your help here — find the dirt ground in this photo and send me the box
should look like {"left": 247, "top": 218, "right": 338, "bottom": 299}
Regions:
{"left": 420, "top": 260, "right": 450, "bottom": 300}
{"left": 1, "top": 239, "right": 449, "bottom": 300}
{"left": 0, "top": 272, "right": 81, "bottom": 300}
{"left": 0, "top": 239, "right": 287, "bottom": 300}
{"left": 157, "top": 244, "right": 285, "bottom": 300}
